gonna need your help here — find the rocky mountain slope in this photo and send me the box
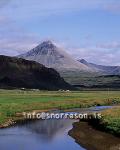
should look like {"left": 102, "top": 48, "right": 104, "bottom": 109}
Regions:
{"left": 18, "top": 41, "right": 93, "bottom": 72}
{"left": 0, "top": 55, "right": 73, "bottom": 90}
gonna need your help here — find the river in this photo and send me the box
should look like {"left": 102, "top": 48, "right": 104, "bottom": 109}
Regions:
{"left": 0, "top": 106, "right": 119, "bottom": 150}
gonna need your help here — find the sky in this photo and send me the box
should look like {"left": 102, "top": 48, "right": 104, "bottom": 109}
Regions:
{"left": 0, "top": 0, "right": 120, "bottom": 65}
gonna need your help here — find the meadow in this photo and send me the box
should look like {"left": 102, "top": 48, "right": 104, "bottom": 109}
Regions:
{"left": 100, "top": 107, "right": 120, "bottom": 136}
{"left": 0, "top": 89, "right": 120, "bottom": 132}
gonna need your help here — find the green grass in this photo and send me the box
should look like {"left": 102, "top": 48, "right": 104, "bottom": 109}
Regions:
{"left": 101, "top": 107, "right": 120, "bottom": 136}
{"left": 0, "top": 90, "right": 120, "bottom": 125}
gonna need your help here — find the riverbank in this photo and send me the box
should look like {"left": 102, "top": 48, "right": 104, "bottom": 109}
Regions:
{"left": 69, "top": 106, "right": 120, "bottom": 138}
{"left": 89, "top": 106, "right": 120, "bottom": 137}
{"left": 0, "top": 108, "right": 56, "bottom": 128}
{"left": 69, "top": 122, "right": 120, "bottom": 150}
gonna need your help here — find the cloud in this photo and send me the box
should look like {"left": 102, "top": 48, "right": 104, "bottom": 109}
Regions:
{"left": 65, "top": 42, "right": 120, "bottom": 66}
{"left": 96, "top": 42, "right": 120, "bottom": 52}
{"left": 0, "top": 12, "right": 39, "bottom": 56}
{"left": 1, "top": 0, "right": 118, "bottom": 20}
{"left": 0, "top": 0, "right": 11, "bottom": 9}
{"left": 0, "top": 38, "right": 38, "bottom": 56}
{"left": 104, "top": 3, "right": 120, "bottom": 13}
{"left": 0, "top": 16, "right": 7, "bottom": 23}
{"left": 0, "top": 1, "right": 40, "bottom": 56}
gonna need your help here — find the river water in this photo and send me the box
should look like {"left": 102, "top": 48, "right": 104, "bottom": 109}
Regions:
{"left": 0, "top": 119, "right": 85, "bottom": 150}
{"left": 0, "top": 106, "right": 119, "bottom": 150}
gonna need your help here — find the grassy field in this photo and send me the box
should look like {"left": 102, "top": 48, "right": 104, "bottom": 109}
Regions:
{"left": 0, "top": 90, "right": 120, "bottom": 127}
{"left": 99, "top": 107, "right": 120, "bottom": 136}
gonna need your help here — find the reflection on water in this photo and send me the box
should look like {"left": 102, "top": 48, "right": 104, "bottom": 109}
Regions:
{"left": 23, "top": 119, "right": 75, "bottom": 141}
{"left": 0, "top": 119, "right": 85, "bottom": 150}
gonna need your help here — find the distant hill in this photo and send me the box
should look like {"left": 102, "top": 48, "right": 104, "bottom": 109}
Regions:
{"left": 78, "top": 59, "right": 120, "bottom": 75}
{"left": 0, "top": 55, "right": 73, "bottom": 90}
{"left": 59, "top": 61, "right": 120, "bottom": 89}
{"left": 72, "top": 75, "right": 120, "bottom": 89}
{"left": 18, "top": 41, "right": 93, "bottom": 72}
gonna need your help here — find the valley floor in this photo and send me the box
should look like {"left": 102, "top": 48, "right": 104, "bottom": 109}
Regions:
{"left": 0, "top": 90, "right": 120, "bottom": 136}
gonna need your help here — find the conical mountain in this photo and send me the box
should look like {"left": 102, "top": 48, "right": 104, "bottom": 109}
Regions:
{"left": 18, "top": 41, "right": 92, "bottom": 72}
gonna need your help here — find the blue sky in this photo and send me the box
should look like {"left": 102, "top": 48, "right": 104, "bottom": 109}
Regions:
{"left": 0, "top": 0, "right": 120, "bottom": 65}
